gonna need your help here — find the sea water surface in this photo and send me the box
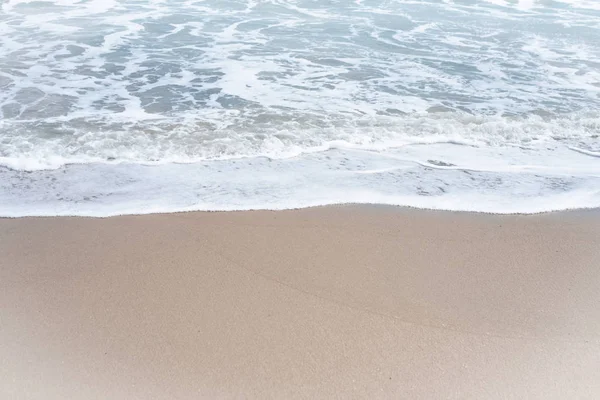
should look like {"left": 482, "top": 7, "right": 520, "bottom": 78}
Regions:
{"left": 1, "top": 0, "right": 599, "bottom": 216}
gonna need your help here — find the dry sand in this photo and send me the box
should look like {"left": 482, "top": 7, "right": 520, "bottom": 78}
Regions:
{"left": 1, "top": 206, "right": 599, "bottom": 399}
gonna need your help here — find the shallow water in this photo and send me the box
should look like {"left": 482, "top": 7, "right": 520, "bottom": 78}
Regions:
{"left": 1, "top": 0, "right": 599, "bottom": 216}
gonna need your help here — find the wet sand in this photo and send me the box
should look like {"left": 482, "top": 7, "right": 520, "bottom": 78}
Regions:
{"left": 1, "top": 206, "right": 599, "bottom": 399}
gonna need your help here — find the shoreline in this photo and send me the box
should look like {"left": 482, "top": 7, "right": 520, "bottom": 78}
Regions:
{"left": 2, "top": 202, "right": 600, "bottom": 219}
{"left": 2, "top": 206, "right": 599, "bottom": 399}
{"left": 3, "top": 141, "right": 599, "bottom": 217}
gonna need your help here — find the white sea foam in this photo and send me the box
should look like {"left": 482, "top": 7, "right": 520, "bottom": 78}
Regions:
{"left": 1, "top": 143, "right": 599, "bottom": 217}
{"left": 1, "top": 0, "right": 599, "bottom": 216}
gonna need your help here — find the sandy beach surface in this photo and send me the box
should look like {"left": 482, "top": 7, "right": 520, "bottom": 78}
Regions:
{"left": 1, "top": 206, "right": 599, "bottom": 399}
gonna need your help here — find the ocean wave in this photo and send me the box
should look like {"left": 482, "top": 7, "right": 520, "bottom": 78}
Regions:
{"left": 1, "top": 111, "right": 599, "bottom": 171}
{"left": 1, "top": 0, "right": 599, "bottom": 215}
{"left": 1, "top": 137, "right": 599, "bottom": 216}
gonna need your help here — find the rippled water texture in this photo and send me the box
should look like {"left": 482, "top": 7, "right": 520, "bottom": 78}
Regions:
{"left": 0, "top": 0, "right": 599, "bottom": 215}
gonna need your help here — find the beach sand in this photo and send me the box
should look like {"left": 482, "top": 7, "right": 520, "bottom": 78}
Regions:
{"left": 1, "top": 206, "right": 599, "bottom": 399}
